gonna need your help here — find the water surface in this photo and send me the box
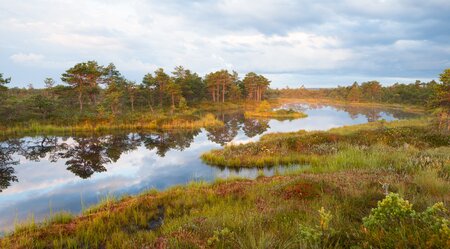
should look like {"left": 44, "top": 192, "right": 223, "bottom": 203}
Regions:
{"left": 0, "top": 103, "right": 419, "bottom": 232}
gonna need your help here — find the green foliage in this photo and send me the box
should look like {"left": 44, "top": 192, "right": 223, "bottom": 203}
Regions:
{"left": 243, "top": 72, "right": 270, "bottom": 101}
{"left": 363, "top": 193, "right": 414, "bottom": 229}
{"left": 318, "top": 207, "right": 333, "bottom": 231}
{"left": 178, "top": 96, "right": 188, "bottom": 110}
{"left": 362, "top": 193, "right": 450, "bottom": 248}
{"left": 204, "top": 69, "right": 242, "bottom": 103}
{"left": 207, "top": 227, "right": 232, "bottom": 246}
{"left": 0, "top": 72, "right": 11, "bottom": 91}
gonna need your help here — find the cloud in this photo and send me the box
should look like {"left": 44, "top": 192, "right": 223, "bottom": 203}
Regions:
{"left": 44, "top": 34, "right": 124, "bottom": 51}
{"left": 10, "top": 53, "right": 44, "bottom": 64}
{"left": 0, "top": 0, "right": 449, "bottom": 87}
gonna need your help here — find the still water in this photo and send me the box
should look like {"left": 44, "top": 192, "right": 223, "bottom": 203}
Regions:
{"left": 0, "top": 103, "right": 418, "bottom": 231}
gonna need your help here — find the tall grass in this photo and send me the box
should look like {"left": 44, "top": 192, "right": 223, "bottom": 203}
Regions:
{"left": 0, "top": 113, "right": 223, "bottom": 138}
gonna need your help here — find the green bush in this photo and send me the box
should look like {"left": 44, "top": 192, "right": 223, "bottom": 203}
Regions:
{"left": 363, "top": 193, "right": 450, "bottom": 248}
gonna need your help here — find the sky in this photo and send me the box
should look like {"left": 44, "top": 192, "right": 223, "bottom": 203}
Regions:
{"left": 1, "top": 0, "right": 449, "bottom": 88}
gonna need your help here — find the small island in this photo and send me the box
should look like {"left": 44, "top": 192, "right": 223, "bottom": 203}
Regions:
{"left": 244, "top": 101, "right": 308, "bottom": 120}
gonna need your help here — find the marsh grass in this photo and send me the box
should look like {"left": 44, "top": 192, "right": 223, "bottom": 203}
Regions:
{"left": 0, "top": 113, "right": 223, "bottom": 138}
{"left": 244, "top": 109, "right": 308, "bottom": 120}
{"left": 2, "top": 169, "right": 447, "bottom": 248}
{"left": 202, "top": 118, "right": 450, "bottom": 174}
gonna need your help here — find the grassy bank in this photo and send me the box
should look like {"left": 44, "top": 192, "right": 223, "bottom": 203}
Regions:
{"left": 201, "top": 118, "right": 450, "bottom": 170}
{"left": 0, "top": 113, "right": 223, "bottom": 139}
{"left": 1, "top": 169, "right": 448, "bottom": 248}
{"left": 244, "top": 109, "right": 307, "bottom": 120}
{"left": 243, "top": 100, "right": 308, "bottom": 120}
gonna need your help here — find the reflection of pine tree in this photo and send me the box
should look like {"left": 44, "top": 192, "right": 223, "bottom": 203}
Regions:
{"left": 104, "top": 134, "right": 141, "bottom": 162}
{"left": 19, "top": 136, "right": 59, "bottom": 161}
{"left": 62, "top": 137, "right": 110, "bottom": 179}
{"left": 140, "top": 130, "right": 199, "bottom": 157}
{"left": 0, "top": 140, "right": 20, "bottom": 192}
{"left": 205, "top": 112, "right": 242, "bottom": 145}
{"left": 243, "top": 119, "right": 269, "bottom": 138}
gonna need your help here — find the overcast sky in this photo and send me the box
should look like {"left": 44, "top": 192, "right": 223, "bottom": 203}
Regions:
{"left": 1, "top": 0, "right": 449, "bottom": 88}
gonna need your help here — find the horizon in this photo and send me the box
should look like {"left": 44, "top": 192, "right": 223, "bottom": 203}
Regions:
{"left": 1, "top": 0, "right": 449, "bottom": 88}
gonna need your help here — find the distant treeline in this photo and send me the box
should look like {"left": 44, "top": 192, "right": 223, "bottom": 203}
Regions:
{"left": 0, "top": 62, "right": 270, "bottom": 124}
{"left": 273, "top": 80, "right": 437, "bottom": 106}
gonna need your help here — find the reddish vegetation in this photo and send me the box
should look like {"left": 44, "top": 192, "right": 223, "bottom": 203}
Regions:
{"left": 152, "top": 237, "right": 168, "bottom": 249}
{"left": 214, "top": 180, "right": 254, "bottom": 197}
{"left": 281, "top": 182, "right": 319, "bottom": 200}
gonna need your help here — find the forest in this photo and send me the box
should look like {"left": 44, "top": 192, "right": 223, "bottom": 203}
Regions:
{"left": 0, "top": 62, "right": 270, "bottom": 126}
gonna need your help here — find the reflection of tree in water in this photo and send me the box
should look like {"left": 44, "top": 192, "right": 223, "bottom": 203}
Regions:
{"left": 243, "top": 118, "right": 270, "bottom": 138}
{"left": 337, "top": 106, "right": 382, "bottom": 122}
{"left": 385, "top": 110, "right": 419, "bottom": 120}
{"left": 286, "top": 103, "right": 419, "bottom": 122}
{"left": 0, "top": 140, "right": 20, "bottom": 192}
{"left": 206, "top": 112, "right": 243, "bottom": 145}
{"left": 18, "top": 136, "right": 59, "bottom": 162}
{"left": 139, "top": 130, "right": 199, "bottom": 157}
{"left": 338, "top": 106, "right": 420, "bottom": 122}
{"left": 61, "top": 137, "right": 111, "bottom": 179}
{"left": 104, "top": 134, "right": 141, "bottom": 162}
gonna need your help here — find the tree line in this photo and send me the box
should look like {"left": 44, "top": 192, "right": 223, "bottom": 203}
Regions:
{"left": 0, "top": 62, "right": 271, "bottom": 124}
{"left": 275, "top": 80, "right": 436, "bottom": 105}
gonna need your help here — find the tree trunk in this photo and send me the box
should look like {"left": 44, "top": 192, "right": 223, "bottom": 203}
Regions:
{"left": 78, "top": 91, "right": 83, "bottom": 111}
{"left": 216, "top": 83, "right": 220, "bottom": 103}
{"left": 259, "top": 86, "right": 261, "bottom": 101}
{"left": 447, "top": 111, "right": 450, "bottom": 132}
{"left": 131, "top": 97, "right": 135, "bottom": 112}
{"left": 222, "top": 81, "right": 225, "bottom": 103}
{"left": 171, "top": 93, "right": 175, "bottom": 108}
{"left": 148, "top": 102, "right": 154, "bottom": 113}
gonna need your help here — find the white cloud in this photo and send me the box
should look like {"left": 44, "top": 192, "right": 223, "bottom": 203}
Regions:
{"left": 44, "top": 34, "right": 124, "bottom": 51}
{"left": 10, "top": 53, "right": 44, "bottom": 63}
